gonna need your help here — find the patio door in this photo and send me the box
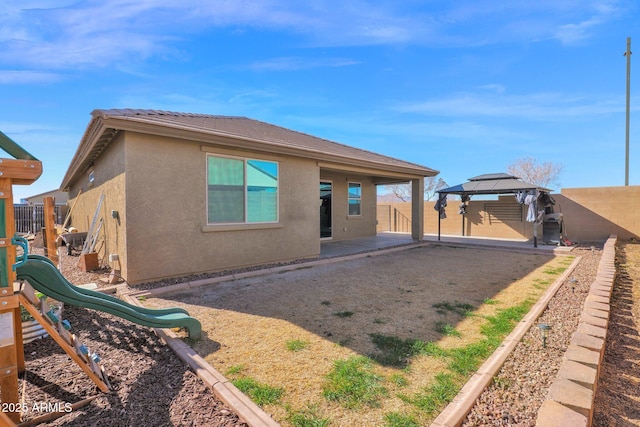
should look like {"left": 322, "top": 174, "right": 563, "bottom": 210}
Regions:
{"left": 320, "top": 181, "right": 332, "bottom": 239}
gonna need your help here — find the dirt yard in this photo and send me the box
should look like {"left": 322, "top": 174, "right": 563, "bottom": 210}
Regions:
{"left": 147, "top": 244, "right": 571, "bottom": 426}
{"left": 593, "top": 242, "right": 640, "bottom": 426}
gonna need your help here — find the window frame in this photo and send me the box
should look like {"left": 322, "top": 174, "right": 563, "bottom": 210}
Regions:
{"left": 347, "top": 181, "right": 362, "bottom": 217}
{"left": 206, "top": 153, "right": 279, "bottom": 226}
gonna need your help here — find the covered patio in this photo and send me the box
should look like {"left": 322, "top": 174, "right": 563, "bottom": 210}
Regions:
{"left": 320, "top": 231, "right": 573, "bottom": 259}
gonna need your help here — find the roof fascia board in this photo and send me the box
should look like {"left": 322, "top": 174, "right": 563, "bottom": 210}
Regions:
{"left": 316, "top": 161, "right": 429, "bottom": 180}
{"left": 60, "top": 118, "right": 109, "bottom": 190}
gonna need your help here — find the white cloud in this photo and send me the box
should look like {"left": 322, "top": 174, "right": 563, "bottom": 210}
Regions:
{"left": 0, "top": 70, "right": 60, "bottom": 84}
{"left": 0, "top": 0, "right": 629, "bottom": 71}
{"left": 246, "top": 57, "right": 360, "bottom": 72}
{"left": 396, "top": 90, "right": 622, "bottom": 120}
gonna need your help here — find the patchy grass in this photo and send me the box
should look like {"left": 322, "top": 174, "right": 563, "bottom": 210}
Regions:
{"left": 384, "top": 411, "right": 421, "bottom": 427}
{"left": 232, "top": 377, "right": 285, "bottom": 406}
{"left": 435, "top": 322, "right": 462, "bottom": 338}
{"left": 148, "top": 247, "right": 573, "bottom": 426}
{"left": 543, "top": 266, "right": 568, "bottom": 275}
{"left": 369, "top": 334, "right": 429, "bottom": 367}
{"left": 333, "top": 311, "right": 354, "bottom": 318}
{"left": 399, "top": 298, "right": 535, "bottom": 414}
{"left": 286, "top": 339, "right": 311, "bottom": 352}
{"left": 400, "top": 372, "right": 458, "bottom": 415}
{"left": 322, "top": 356, "right": 387, "bottom": 409}
{"left": 389, "top": 373, "right": 409, "bottom": 387}
{"left": 432, "top": 301, "right": 475, "bottom": 316}
{"left": 225, "top": 365, "right": 244, "bottom": 375}
{"left": 286, "top": 405, "right": 331, "bottom": 427}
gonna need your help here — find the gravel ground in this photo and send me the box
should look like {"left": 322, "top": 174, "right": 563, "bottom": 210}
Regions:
{"left": 17, "top": 247, "right": 247, "bottom": 427}
{"left": 462, "top": 245, "right": 601, "bottom": 426}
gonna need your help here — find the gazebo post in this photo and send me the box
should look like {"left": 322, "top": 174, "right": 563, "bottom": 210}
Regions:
{"left": 533, "top": 191, "right": 539, "bottom": 248}
{"left": 411, "top": 177, "right": 424, "bottom": 241}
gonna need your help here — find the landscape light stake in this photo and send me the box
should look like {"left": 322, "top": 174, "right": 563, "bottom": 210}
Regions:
{"left": 538, "top": 323, "right": 552, "bottom": 348}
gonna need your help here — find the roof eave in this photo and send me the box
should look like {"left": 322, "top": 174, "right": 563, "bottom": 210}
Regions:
{"left": 62, "top": 114, "right": 437, "bottom": 189}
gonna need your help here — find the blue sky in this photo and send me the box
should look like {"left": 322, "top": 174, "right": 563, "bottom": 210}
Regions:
{"left": 1, "top": 0, "right": 638, "bottom": 202}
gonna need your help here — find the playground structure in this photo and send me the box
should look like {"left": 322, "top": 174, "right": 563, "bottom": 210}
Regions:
{"left": 0, "top": 131, "right": 201, "bottom": 425}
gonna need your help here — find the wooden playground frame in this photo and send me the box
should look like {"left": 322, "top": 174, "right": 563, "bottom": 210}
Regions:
{"left": 0, "top": 131, "right": 112, "bottom": 425}
{"left": 0, "top": 130, "right": 43, "bottom": 424}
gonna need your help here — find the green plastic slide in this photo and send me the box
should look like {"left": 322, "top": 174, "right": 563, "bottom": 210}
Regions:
{"left": 16, "top": 257, "right": 201, "bottom": 339}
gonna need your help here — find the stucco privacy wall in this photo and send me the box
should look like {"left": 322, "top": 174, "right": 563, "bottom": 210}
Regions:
{"left": 121, "top": 132, "right": 320, "bottom": 283}
{"left": 378, "top": 197, "right": 534, "bottom": 240}
{"left": 67, "top": 134, "right": 126, "bottom": 275}
{"left": 320, "top": 170, "right": 377, "bottom": 241}
{"left": 556, "top": 186, "right": 640, "bottom": 241}
{"left": 377, "top": 185, "right": 640, "bottom": 242}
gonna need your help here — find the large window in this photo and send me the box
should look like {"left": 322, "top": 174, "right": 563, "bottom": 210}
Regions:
{"left": 207, "top": 155, "right": 278, "bottom": 224}
{"left": 348, "top": 182, "right": 362, "bottom": 216}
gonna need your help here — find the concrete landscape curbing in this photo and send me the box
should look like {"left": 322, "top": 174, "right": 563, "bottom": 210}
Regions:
{"left": 115, "top": 238, "right": 612, "bottom": 427}
{"left": 430, "top": 252, "right": 582, "bottom": 427}
{"left": 535, "top": 235, "right": 617, "bottom": 426}
{"left": 120, "top": 293, "right": 281, "bottom": 427}
{"left": 431, "top": 235, "right": 618, "bottom": 427}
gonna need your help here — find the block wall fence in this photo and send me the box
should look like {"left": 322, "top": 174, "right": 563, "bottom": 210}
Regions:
{"left": 377, "top": 185, "right": 640, "bottom": 243}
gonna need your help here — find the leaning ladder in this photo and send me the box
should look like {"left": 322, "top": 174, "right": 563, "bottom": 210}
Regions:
{"left": 18, "top": 281, "right": 111, "bottom": 393}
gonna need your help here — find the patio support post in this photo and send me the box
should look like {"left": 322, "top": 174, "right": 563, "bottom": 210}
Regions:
{"left": 411, "top": 177, "right": 424, "bottom": 241}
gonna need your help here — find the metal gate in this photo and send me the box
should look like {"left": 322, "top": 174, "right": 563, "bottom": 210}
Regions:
{"left": 14, "top": 204, "right": 68, "bottom": 234}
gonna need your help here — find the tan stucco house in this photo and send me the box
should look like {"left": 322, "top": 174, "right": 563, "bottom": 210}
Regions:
{"left": 60, "top": 109, "right": 437, "bottom": 283}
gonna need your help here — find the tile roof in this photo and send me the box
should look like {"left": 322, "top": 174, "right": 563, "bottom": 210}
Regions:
{"left": 97, "top": 109, "right": 435, "bottom": 170}
{"left": 62, "top": 108, "right": 438, "bottom": 189}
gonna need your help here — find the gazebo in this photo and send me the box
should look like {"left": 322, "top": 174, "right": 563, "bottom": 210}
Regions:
{"left": 435, "top": 173, "right": 554, "bottom": 247}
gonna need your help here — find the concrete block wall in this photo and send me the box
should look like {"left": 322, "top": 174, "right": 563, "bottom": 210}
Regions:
{"left": 378, "top": 185, "right": 640, "bottom": 243}
{"left": 558, "top": 186, "right": 640, "bottom": 241}
{"left": 535, "top": 235, "right": 617, "bottom": 426}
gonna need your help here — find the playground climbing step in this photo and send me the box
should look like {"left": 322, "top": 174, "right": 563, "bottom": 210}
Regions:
{"left": 19, "top": 282, "right": 111, "bottom": 392}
